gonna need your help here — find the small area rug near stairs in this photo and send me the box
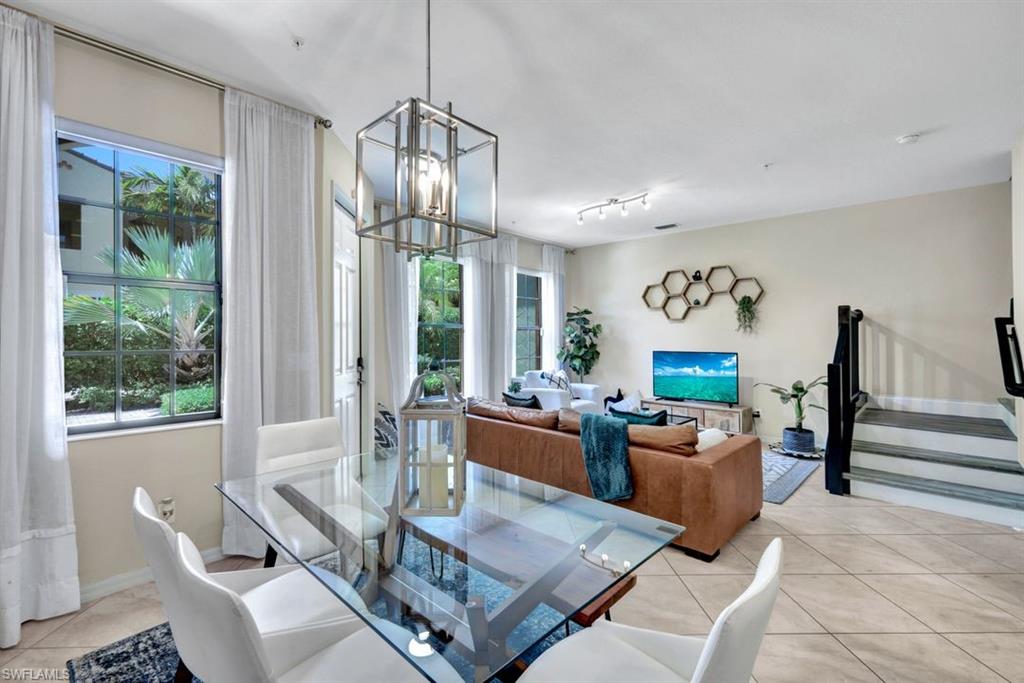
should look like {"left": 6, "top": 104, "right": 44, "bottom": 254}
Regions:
{"left": 762, "top": 451, "right": 819, "bottom": 504}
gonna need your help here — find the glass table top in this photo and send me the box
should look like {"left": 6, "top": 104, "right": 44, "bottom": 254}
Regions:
{"left": 217, "top": 452, "right": 684, "bottom": 683}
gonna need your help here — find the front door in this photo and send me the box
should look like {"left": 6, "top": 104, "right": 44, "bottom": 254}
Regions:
{"left": 332, "top": 189, "right": 361, "bottom": 456}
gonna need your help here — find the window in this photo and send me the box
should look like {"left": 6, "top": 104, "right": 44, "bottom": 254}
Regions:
{"left": 417, "top": 259, "right": 462, "bottom": 395}
{"left": 516, "top": 272, "right": 542, "bottom": 376}
{"left": 58, "top": 135, "right": 221, "bottom": 432}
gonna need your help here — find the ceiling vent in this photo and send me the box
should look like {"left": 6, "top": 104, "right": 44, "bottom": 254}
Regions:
{"left": 653, "top": 223, "right": 679, "bottom": 231}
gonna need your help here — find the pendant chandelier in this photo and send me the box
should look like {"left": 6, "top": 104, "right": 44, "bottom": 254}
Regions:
{"left": 355, "top": 0, "right": 498, "bottom": 259}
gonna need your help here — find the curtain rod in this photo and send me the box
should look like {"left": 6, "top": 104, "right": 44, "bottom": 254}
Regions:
{"left": 1, "top": 2, "right": 332, "bottom": 128}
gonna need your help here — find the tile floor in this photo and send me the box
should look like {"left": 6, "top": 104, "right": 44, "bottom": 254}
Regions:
{"left": 2, "top": 466, "right": 1022, "bottom": 682}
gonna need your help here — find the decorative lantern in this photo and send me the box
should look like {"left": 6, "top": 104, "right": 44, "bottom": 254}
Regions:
{"left": 398, "top": 369, "right": 466, "bottom": 516}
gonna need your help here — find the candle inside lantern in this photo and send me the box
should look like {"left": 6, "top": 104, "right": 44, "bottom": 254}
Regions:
{"left": 429, "top": 444, "right": 450, "bottom": 507}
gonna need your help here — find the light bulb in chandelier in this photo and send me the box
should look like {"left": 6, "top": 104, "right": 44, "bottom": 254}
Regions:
{"left": 598, "top": 207, "right": 606, "bottom": 221}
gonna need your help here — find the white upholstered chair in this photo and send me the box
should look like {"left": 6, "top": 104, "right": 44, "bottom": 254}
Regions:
{"left": 520, "top": 538, "right": 783, "bottom": 683}
{"left": 173, "top": 532, "right": 461, "bottom": 683}
{"left": 131, "top": 487, "right": 362, "bottom": 682}
{"left": 255, "top": 417, "right": 389, "bottom": 566}
{"left": 516, "top": 370, "right": 602, "bottom": 414}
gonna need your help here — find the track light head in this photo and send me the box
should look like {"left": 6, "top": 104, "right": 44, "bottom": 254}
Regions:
{"left": 598, "top": 207, "right": 606, "bottom": 220}
{"left": 576, "top": 213, "right": 584, "bottom": 226}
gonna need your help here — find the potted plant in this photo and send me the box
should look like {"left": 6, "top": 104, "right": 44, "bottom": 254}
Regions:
{"left": 735, "top": 294, "right": 758, "bottom": 334}
{"left": 755, "top": 377, "right": 826, "bottom": 453}
{"left": 557, "top": 307, "right": 602, "bottom": 382}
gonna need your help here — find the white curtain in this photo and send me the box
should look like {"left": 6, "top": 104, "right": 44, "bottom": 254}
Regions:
{"left": 222, "top": 89, "right": 320, "bottom": 556}
{"left": 541, "top": 245, "right": 566, "bottom": 371}
{"left": 459, "top": 240, "right": 494, "bottom": 399}
{"left": 378, "top": 205, "right": 419, "bottom": 411}
{"left": 459, "top": 235, "right": 516, "bottom": 400}
{"left": 0, "top": 7, "right": 80, "bottom": 648}
{"left": 491, "top": 236, "right": 518, "bottom": 398}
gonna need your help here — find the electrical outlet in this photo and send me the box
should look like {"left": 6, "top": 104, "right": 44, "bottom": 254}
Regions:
{"left": 752, "top": 410, "right": 761, "bottom": 419}
{"left": 158, "top": 497, "right": 176, "bottom": 525}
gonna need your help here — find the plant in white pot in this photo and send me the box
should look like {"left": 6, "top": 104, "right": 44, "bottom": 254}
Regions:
{"left": 755, "top": 377, "right": 827, "bottom": 453}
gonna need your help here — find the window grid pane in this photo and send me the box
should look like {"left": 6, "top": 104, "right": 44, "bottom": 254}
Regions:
{"left": 60, "top": 135, "right": 221, "bottom": 433}
{"left": 515, "top": 273, "right": 542, "bottom": 374}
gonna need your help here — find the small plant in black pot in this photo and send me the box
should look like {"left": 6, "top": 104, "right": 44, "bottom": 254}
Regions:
{"left": 755, "top": 377, "right": 827, "bottom": 453}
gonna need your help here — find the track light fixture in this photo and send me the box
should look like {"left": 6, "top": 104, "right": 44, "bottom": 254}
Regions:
{"left": 575, "top": 192, "right": 649, "bottom": 225}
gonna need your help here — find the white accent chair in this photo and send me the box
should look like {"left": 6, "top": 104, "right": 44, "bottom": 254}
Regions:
{"left": 516, "top": 370, "right": 602, "bottom": 414}
{"left": 131, "top": 487, "right": 362, "bottom": 682}
{"left": 256, "top": 417, "right": 389, "bottom": 566}
{"left": 173, "top": 532, "right": 461, "bottom": 683}
{"left": 519, "top": 538, "right": 783, "bottom": 683}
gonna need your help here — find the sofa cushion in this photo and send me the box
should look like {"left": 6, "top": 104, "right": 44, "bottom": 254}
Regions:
{"left": 558, "top": 408, "right": 582, "bottom": 434}
{"left": 608, "top": 389, "right": 643, "bottom": 413}
{"left": 608, "top": 407, "right": 668, "bottom": 426}
{"left": 502, "top": 392, "right": 542, "bottom": 409}
{"left": 468, "top": 399, "right": 559, "bottom": 429}
{"left": 627, "top": 423, "right": 698, "bottom": 456}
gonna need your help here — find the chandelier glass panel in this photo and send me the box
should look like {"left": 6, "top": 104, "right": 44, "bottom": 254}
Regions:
{"left": 356, "top": 98, "right": 498, "bottom": 258}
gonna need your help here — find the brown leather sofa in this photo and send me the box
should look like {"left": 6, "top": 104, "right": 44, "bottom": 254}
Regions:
{"left": 466, "top": 408, "right": 763, "bottom": 560}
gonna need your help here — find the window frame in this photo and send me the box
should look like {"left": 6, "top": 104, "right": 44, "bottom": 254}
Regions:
{"left": 58, "top": 128, "right": 223, "bottom": 435}
{"left": 417, "top": 258, "right": 464, "bottom": 388}
{"left": 515, "top": 270, "right": 543, "bottom": 376}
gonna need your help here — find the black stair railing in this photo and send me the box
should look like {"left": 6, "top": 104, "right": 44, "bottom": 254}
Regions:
{"left": 825, "top": 305, "right": 869, "bottom": 495}
{"left": 994, "top": 299, "right": 1024, "bottom": 397}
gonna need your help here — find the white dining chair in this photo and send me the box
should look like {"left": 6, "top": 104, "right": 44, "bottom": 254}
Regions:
{"left": 132, "top": 487, "right": 362, "bottom": 682}
{"left": 256, "top": 417, "right": 390, "bottom": 567}
{"left": 520, "top": 537, "right": 783, "bottom": 683}
{"left": 173, "top": 531, "right": 462, "bottom": 683}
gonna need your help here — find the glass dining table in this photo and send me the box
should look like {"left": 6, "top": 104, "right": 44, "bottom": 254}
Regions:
{"left": 217, "top": 452, "right": 684, "bottom": 683}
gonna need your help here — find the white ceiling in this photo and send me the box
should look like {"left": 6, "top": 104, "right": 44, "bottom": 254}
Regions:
{"left": 15, "top": 0, "right": 1024, "bottom": 248}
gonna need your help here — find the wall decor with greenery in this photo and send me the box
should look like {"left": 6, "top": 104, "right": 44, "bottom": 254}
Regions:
{"left": 557, "top": 307, "right": 602, "bottom": 382}
{"left": 641, "top": 264, "right": 764, "bottom": 326}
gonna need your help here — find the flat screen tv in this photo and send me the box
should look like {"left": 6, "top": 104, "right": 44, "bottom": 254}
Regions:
{"left": 653, "top": 351, "right": 739, "bottom": 405}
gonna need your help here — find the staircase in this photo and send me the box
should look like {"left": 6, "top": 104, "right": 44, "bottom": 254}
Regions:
{"left": 845, "top": 407, "right": 1024, "bottom": 527}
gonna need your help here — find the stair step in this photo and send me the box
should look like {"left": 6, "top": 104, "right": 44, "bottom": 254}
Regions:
{"left": 858, "top": 408, "right": 1015, "bottom": 441}
{"left": 845, "top": 467, "right": 1024, "bottom": 510}
{"left": 851, "top": 440, "right": 1024, "bottom": 475}
{"left": 997, "top": 397, "right": 1015, "bottom": 416}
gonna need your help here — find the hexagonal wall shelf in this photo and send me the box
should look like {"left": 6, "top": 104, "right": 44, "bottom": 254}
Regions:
{"left": 643, "top": 264, "right": 764, "bottom": 323}
{"left": 643, "top": 283, "right": 668, "bottom": 309}
{"left": 705, "top": 265, "right": 737, "bottom": 296}
{"left": 729, "top": 277, "right": 765, "bottom": 305}
{"left": 662, "top": 295, "right": 690, "bottom": 321}
{"left": 661, "top": 269, "right": 690, "bottom": 296}
{"left": 683, "top": 280, "right": 713, "bottom": 307}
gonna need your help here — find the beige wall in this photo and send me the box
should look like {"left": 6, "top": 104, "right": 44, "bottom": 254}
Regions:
{"left": 69, "top": 424, "right": 222, "bottom": 589}
{"left": 566, "top": 183, "right": 1012, "bottom": 442}
{"left": 55, "top": 36, "right": 223, "bottom": 158}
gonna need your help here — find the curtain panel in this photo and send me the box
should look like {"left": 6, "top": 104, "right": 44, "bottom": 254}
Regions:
{"left": 221, "top": 89, "right": 320, "bottom": 556}
{"left": 541, "top": 245, "right": 566, "bottom": 371}
{"left": 0, "top": 7, "right": 80, "bottom": 648}
{"left": 460, "top": 236, "right": 517, "bottom": 400}
{"left": 378, "top": 205, "right": 420, "bottom": 412}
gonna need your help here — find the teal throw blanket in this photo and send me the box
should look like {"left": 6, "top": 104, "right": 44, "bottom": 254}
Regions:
{"left": 579, "top": 413, "right": 633, "bottom": 502}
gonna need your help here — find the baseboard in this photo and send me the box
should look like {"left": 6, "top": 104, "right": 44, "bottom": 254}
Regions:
{"left": 80, "top": 546, "right": 225, "bottom": 604}
{"left": 869, "top": 395, "right": 1001, "bottom": 420}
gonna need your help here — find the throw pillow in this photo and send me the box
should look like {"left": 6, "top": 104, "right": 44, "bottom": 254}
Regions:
{"left": 696, "top": 427, "right": 730, "bottom": 452}
{"left": 628, "top": 423, "right": 699, "bottom": 456}
{"left": 608, "top": 389, "right": 643, "bottom": 413}
{"left": 502, "top": 392, "right": 542, "bottom": 409}
{"left": 373, "top": 402, "right": 398, "bottom": 449}
{"left": 541, "top": 370, "right": 574, "bottom": 396}
{"left": 609, "top": 407, "right": 668, "bottom": 426}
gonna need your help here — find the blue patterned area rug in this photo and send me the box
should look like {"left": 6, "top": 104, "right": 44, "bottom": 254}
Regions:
{"left": 67, "top": 533, "right": 579, "bottom": 683}
{"left": 763, "top": 451, "right": 819, "bottom": 504}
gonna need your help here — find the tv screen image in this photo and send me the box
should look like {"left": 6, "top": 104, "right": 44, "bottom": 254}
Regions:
{"left": 653, "top": 351, "right": 739, "bottom": 404}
